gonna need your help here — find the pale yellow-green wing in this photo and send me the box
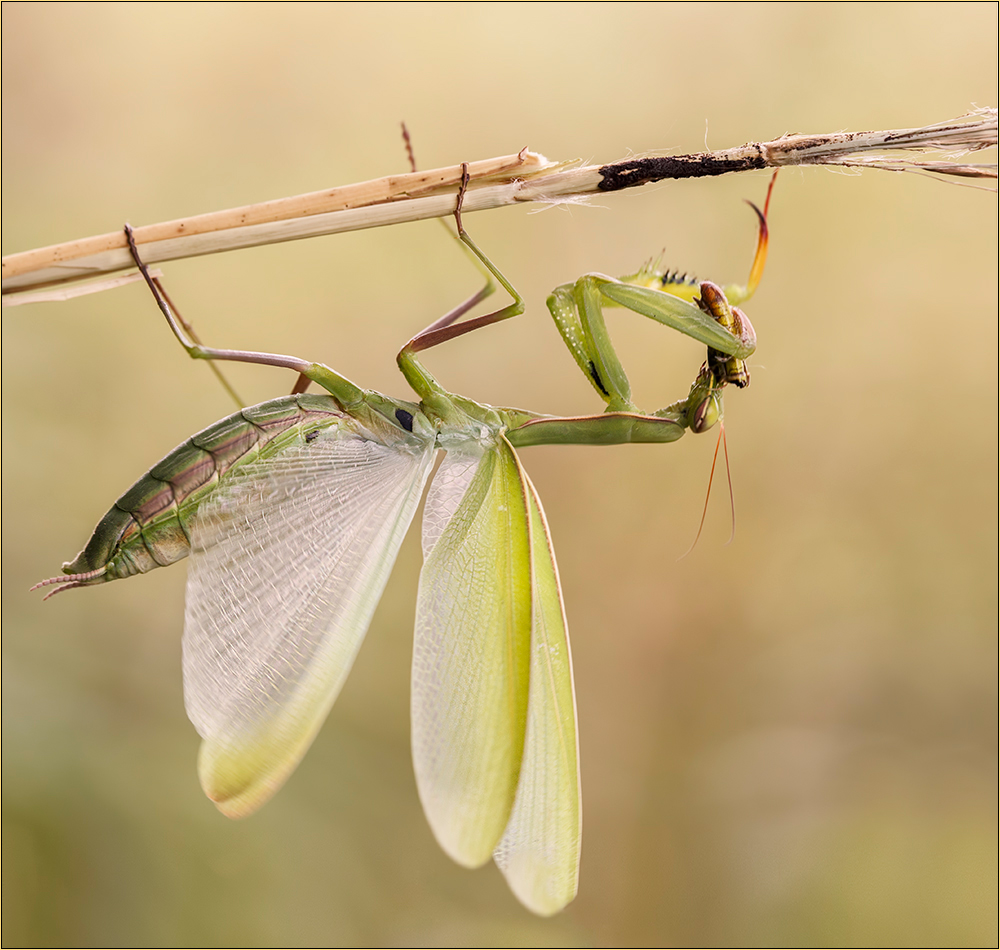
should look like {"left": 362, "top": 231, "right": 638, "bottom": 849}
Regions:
{"left": 411, "top": 439, "right": 532, "bottom": 867}
{"left": 494, "top": 458, "right": 581, "bottom": 915}
{"left": 183, "top": 424, "right": 435, "bottom": 818}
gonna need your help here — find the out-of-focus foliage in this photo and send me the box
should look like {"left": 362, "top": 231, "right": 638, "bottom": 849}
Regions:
{"left": 3, "top": 4, "right": 996, "bottom": 946}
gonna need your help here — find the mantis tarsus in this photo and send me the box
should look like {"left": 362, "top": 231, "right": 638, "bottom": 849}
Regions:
{"left": 35, "top": 167, "right": 772, "bottom": 916}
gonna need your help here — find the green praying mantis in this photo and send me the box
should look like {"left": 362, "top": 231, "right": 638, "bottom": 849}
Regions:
{"left": 35, "top": 168, "right": 772, "bottom": 916}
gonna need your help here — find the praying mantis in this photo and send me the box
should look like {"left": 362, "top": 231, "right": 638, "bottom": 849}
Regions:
{"left": 35, "top": 167, "right": 772, "bottom": 916}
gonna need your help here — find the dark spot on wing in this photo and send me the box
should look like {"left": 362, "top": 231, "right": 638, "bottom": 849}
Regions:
{"left": 395, "top": 408, "right": 414, "bottom": 431}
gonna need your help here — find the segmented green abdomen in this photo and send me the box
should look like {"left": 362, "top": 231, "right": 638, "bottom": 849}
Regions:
{"left": 60, "top": 394, "right": 351, "bottom": 588}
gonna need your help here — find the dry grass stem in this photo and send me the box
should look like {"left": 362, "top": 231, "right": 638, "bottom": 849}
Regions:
{"left": 3, "top": 110, "right": 994, "bottom": 299}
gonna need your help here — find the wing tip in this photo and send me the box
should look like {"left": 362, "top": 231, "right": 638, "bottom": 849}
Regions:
{"left": 500, "top": 867, "right": 579, "bottom": 916}
{"left": 202, "top": 777, "right": 275, "bottom": 820}
{"left": 197, "top": 741, "right": 291, "bottom": 820}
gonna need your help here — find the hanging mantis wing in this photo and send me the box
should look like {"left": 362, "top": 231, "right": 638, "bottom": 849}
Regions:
{"left": 494, "top": 459, "right": 581, "bottom": 916}
{"left": 183, "top": 419, "right": 436, "bottom": 819}
{"left": 411, "top": 436, "right": 580, "bottom": 914}
{"left": 411, "top": 439, "right": 533, "bottom": 867}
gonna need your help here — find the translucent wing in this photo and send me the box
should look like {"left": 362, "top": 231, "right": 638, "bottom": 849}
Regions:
{"left": 494, "top": 464, "right": 581, "bottom": 915}
{"left": 411, "top": 440, "right": 532, "bottom": 867}
{"left": 183, "top": 422, "right": 435, "bottom": 818}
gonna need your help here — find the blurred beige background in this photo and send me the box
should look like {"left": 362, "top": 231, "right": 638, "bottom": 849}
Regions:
{"left": 3, "top": 3, "right": 996, "bottom": 947}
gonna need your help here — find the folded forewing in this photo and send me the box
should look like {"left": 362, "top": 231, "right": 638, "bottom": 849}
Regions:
{"left": 184, "top": 423, "right": 435, "bottom": 818}
{"left": 494, "top": 462, "right": 581, "bottom": 915}
{"left": 412, "top": 440, "right": 532, "bottom": 867}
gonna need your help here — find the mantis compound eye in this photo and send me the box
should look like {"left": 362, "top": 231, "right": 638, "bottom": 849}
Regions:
{"left": 688, "top": 391, "right": 722, "bottom": 433}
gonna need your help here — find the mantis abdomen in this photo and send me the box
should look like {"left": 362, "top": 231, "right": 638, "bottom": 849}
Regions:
{"left": 54, "top": 394, "right": 355, "bottom": 592}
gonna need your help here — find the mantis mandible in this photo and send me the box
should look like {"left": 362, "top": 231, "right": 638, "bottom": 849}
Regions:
{"left": 35, "top": 167, "right": 772, "bottom": 915}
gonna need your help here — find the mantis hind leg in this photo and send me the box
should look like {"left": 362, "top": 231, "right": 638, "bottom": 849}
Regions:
{"left": 397, "top": 164, "right": 526, "bottom": 400}
{"left": 125, "top": 225, "right": 365, "bottom": 407}
{"left": 398, "top": 128, "right": 518, "bottom": 352}
{"left": 134, "top": 261, "right": 246, "bottom": 407}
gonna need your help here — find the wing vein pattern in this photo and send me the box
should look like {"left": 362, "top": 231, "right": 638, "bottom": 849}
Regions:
{"left": 412, "top": 442, "right": 533, "bottom": 867}
{"left": 184, "top": 422, "right": 434, "bottom": 817}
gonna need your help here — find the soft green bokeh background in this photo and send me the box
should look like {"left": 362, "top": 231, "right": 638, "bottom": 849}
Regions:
{"left": 3, "top": 3, "right": 996, "bottom": 947}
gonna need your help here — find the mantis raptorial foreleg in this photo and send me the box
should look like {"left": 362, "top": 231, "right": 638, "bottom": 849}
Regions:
{"left": 546, "top": 174, "right": 775, "bottom": 421}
